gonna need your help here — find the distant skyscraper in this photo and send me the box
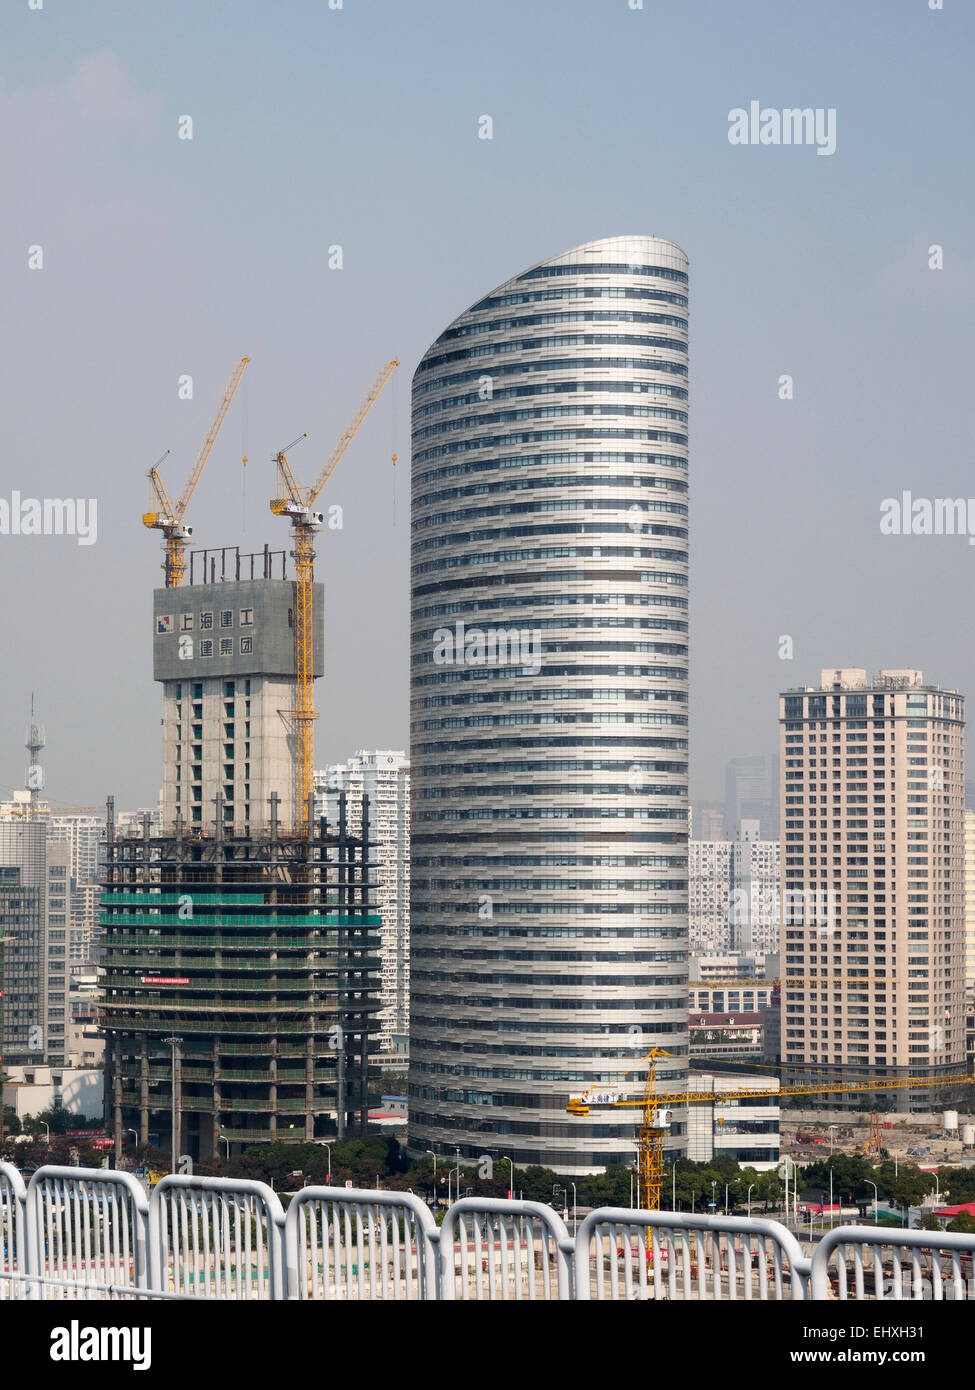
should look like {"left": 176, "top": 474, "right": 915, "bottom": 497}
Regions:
{"left": 724, "top": 754, "right": 777, "bottom": 839}
{"left": 690, "top": 800, "right": 724, "bottom": 841}
{"left": 780, "top": 668, "right": 965, "bottom": 1106}
{"left": 409, "top": 234, "right": 690, "bottom": 1173}
{"left": 317, "top": 751, "right": 410, "bottom": 1056}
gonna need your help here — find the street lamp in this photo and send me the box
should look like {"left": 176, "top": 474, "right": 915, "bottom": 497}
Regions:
{"left": 162, "top": 1035, "right": 183, "bottom": 1172}
{"left": 828, "top": 1124, "right": 836, "bottom": 1155}
{"left": 672, "top": 1157, "right": 680, "bottom": 1212}
{"left": 322, "top": 1142, "right": 332, "bottom": 1185}
{"left": 501, "top": 1154, "right": 515, "bottom": 1201}
{"left": 426, "top": 1149, "right": 438, "bottom": 1174}
{"left": 40, "top": 1121, "right": 50, "bottom": 1145}
{"left": 711, "top": 1179, "right": 717, "bottom": 1209}
{"left": 570, "top": 1182, "right": 577, "bottom": 1235}
{"left": 126, "top": 1127, "right": 138, "bottom": 1148}
{"left": 747, "top": 1183, "right": 755, "bottom": 1219}
{"left": 829, "top": 1169, "right": 834, "bottom": 1229}
{"left": 221, "top": 1134, "right": 231, "bottom": 1160}
{"left": 866, "top": 1180, "right": 879, "bottom": 1225}
{"left": 725, "top": 1183, "right": 729, "bottom": 1216}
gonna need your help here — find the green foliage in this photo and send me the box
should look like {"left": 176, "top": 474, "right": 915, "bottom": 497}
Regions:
{"left": 946, "top": 1211, "right": 975, "bottom": 1234}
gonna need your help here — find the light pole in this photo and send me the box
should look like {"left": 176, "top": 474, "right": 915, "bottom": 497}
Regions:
{"left": 221, "top": 1134, "right": 231, "bottom": 1160}
{"left": 570, "top": 1182, "right": 577, "bottom": 1235}
{"left": 455, "top": 1148, "right": 461, "bottom": 1203}
{"left": 672, "top": 1158, "right": 680, "bottom": 1212}
{"left": 630, "top": 1168, "right": 635, "bottom": 1209}
{"left": 931, "top": 1172, "right": 940, "bottom": 1201}
{"left": 829, "top": 1170, "right": 834, "bottom": 1229}
{"left": 747, "top": 1183, "right": 755, "bottom": 1219}
{"left": 126, "top": 1127, "right": 138, "bottom": 1148}
{"left": 828, "top": 1125, "right": 836, "bottom": 1155}
{"left": 162, "top": 1035, "right": 182, "bottom": 1172}
{"left": 322, "top": 1142, "right": 332, "bottom": 1184}
{"left": 40, "top": 1121, "right": 50, "bottom": 1146}
{"left": 711, "top": 1179, "right": 716, "bottom": 1209}
{"left": 725, "top": 1183, "right": 729, "bottom": 1216}
{"left": 501, "top": 1155, "right": 515, "bottom": 1201}
{"left": 867, "top": 1180, "right": 879, "bottom": 1225}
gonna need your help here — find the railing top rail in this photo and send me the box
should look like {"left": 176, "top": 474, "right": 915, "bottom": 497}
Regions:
{"left": 810, "top": 1224, "right": 975, "bottom": 1300}
{"left": 0, "top": 1161, "right": 27, "bottom": 1200}
{"left": 284, "top": 1184, "right": 439, "bottom": 1233}
{"left": 151, "top": 1172, "right": 286, "bottom": 1223}
{"left": 26, "top": 1164, "right": 149, "bottom": 1211}
{"left": 439, "top": 1197, "right": 572, "bottom": 1302}
{"left": 440, "top": 1196, "right": 571, "bottom": 1238}
{"left": 576, "top": 1206, "right": 809, "bottom": 1258}
{"left": 815, "top": 1223, "right": 975, "bottom": 1256}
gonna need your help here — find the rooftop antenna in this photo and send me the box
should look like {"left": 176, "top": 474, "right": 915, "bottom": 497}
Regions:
{"left": 26, "top": 692, "right": 45, "bottom": 819}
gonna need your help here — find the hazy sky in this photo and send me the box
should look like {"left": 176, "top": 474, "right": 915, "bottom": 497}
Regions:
{"left": 0, "top": 0, "right": 972, "bottom": 810}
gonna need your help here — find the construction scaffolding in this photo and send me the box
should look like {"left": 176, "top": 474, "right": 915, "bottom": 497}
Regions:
{"left": 100, "top": 793, "right": 382, "bottom": 1161}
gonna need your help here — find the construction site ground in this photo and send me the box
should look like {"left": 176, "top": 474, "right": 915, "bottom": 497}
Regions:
{"left": 781, "top": 1114, "right": 975, "bottom": 1167}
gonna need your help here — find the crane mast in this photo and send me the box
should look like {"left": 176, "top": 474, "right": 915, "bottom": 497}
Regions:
{"left": 271, "top": 359, "right": 398, "bottom": 830}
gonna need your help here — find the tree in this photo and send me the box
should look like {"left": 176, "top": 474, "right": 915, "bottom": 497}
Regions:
{"left": 947, "top": 1212, "right": 975, "bottom": 1235}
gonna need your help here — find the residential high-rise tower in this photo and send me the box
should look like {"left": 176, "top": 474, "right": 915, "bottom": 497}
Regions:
{"left": 409, "top": 235, "right": 690, "bottom": 1173}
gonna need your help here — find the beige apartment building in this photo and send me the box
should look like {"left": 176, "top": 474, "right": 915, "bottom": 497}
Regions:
{"left": 965, "top": 809, "right": 975, "bottom": 989}
{"left": 780, "top": 668, "right": 966, "bottom": 1110}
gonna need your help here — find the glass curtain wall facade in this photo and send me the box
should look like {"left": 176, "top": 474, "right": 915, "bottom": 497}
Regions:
{"left": 409, "top": 235, "right": 690, "bottom": 1174}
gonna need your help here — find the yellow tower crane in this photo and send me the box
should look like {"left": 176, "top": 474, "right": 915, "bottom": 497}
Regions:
{"left": 568, "top": 1070, "right": 974, "bottom": 1211}
{"left": 270, "top": 359, "right": 399, "bottom": 829}
{"left": 142, "top": 355, "right": 250, "bottom": 587}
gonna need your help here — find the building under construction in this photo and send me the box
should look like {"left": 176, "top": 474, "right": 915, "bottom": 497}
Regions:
{"left": 101, "top": 541, "right": 382, "bottom": 1159}
{"left": 101, "top": 792, "right": 381, "bottom": 1160}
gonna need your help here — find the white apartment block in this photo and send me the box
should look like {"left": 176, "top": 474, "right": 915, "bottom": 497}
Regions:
{"left": 690, "top": 840, "right": 731, "bottom": 951}
{"left": 315, "top": 751, "right": 410, "bottom": 1055}
{"left": 780, "top": 668, "right": 966, "bottom": 1106}
{"left": 690, "top": 825, "right": 780, "bottom": 954}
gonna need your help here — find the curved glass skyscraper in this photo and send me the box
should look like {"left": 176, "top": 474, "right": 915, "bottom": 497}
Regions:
{"left": 409, "top": 235, "right": 689, "bottom": 1174}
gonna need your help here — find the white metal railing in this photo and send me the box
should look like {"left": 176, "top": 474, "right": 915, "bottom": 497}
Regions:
{"left": 150, "top": 1175, "right": 286, "bottom": 1300}
{"left": 810, "top": 1225, "right": 975, "bottom": 1301}
{"left": 439, "top": 1198, "right": 572, "bottom": 1301}
{"left": 0, "top": 1162, "right": 27, "bottom": 1299}
{"left": 285, "top": 1186, "right": 438, "bottom": 1300}
{"left": 573, "top": 1208, "right": 810, "bottom": 1300}
{"left": 3, "top": 1165, "right": 975, "bottom": 1300}
{"left": 24, "top": 1166, "right": 149, "bottom": 1300}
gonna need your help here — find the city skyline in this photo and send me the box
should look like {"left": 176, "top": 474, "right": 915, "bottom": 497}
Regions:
{"left": 1, "top": 0, "right": 972, "bottom": 810}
